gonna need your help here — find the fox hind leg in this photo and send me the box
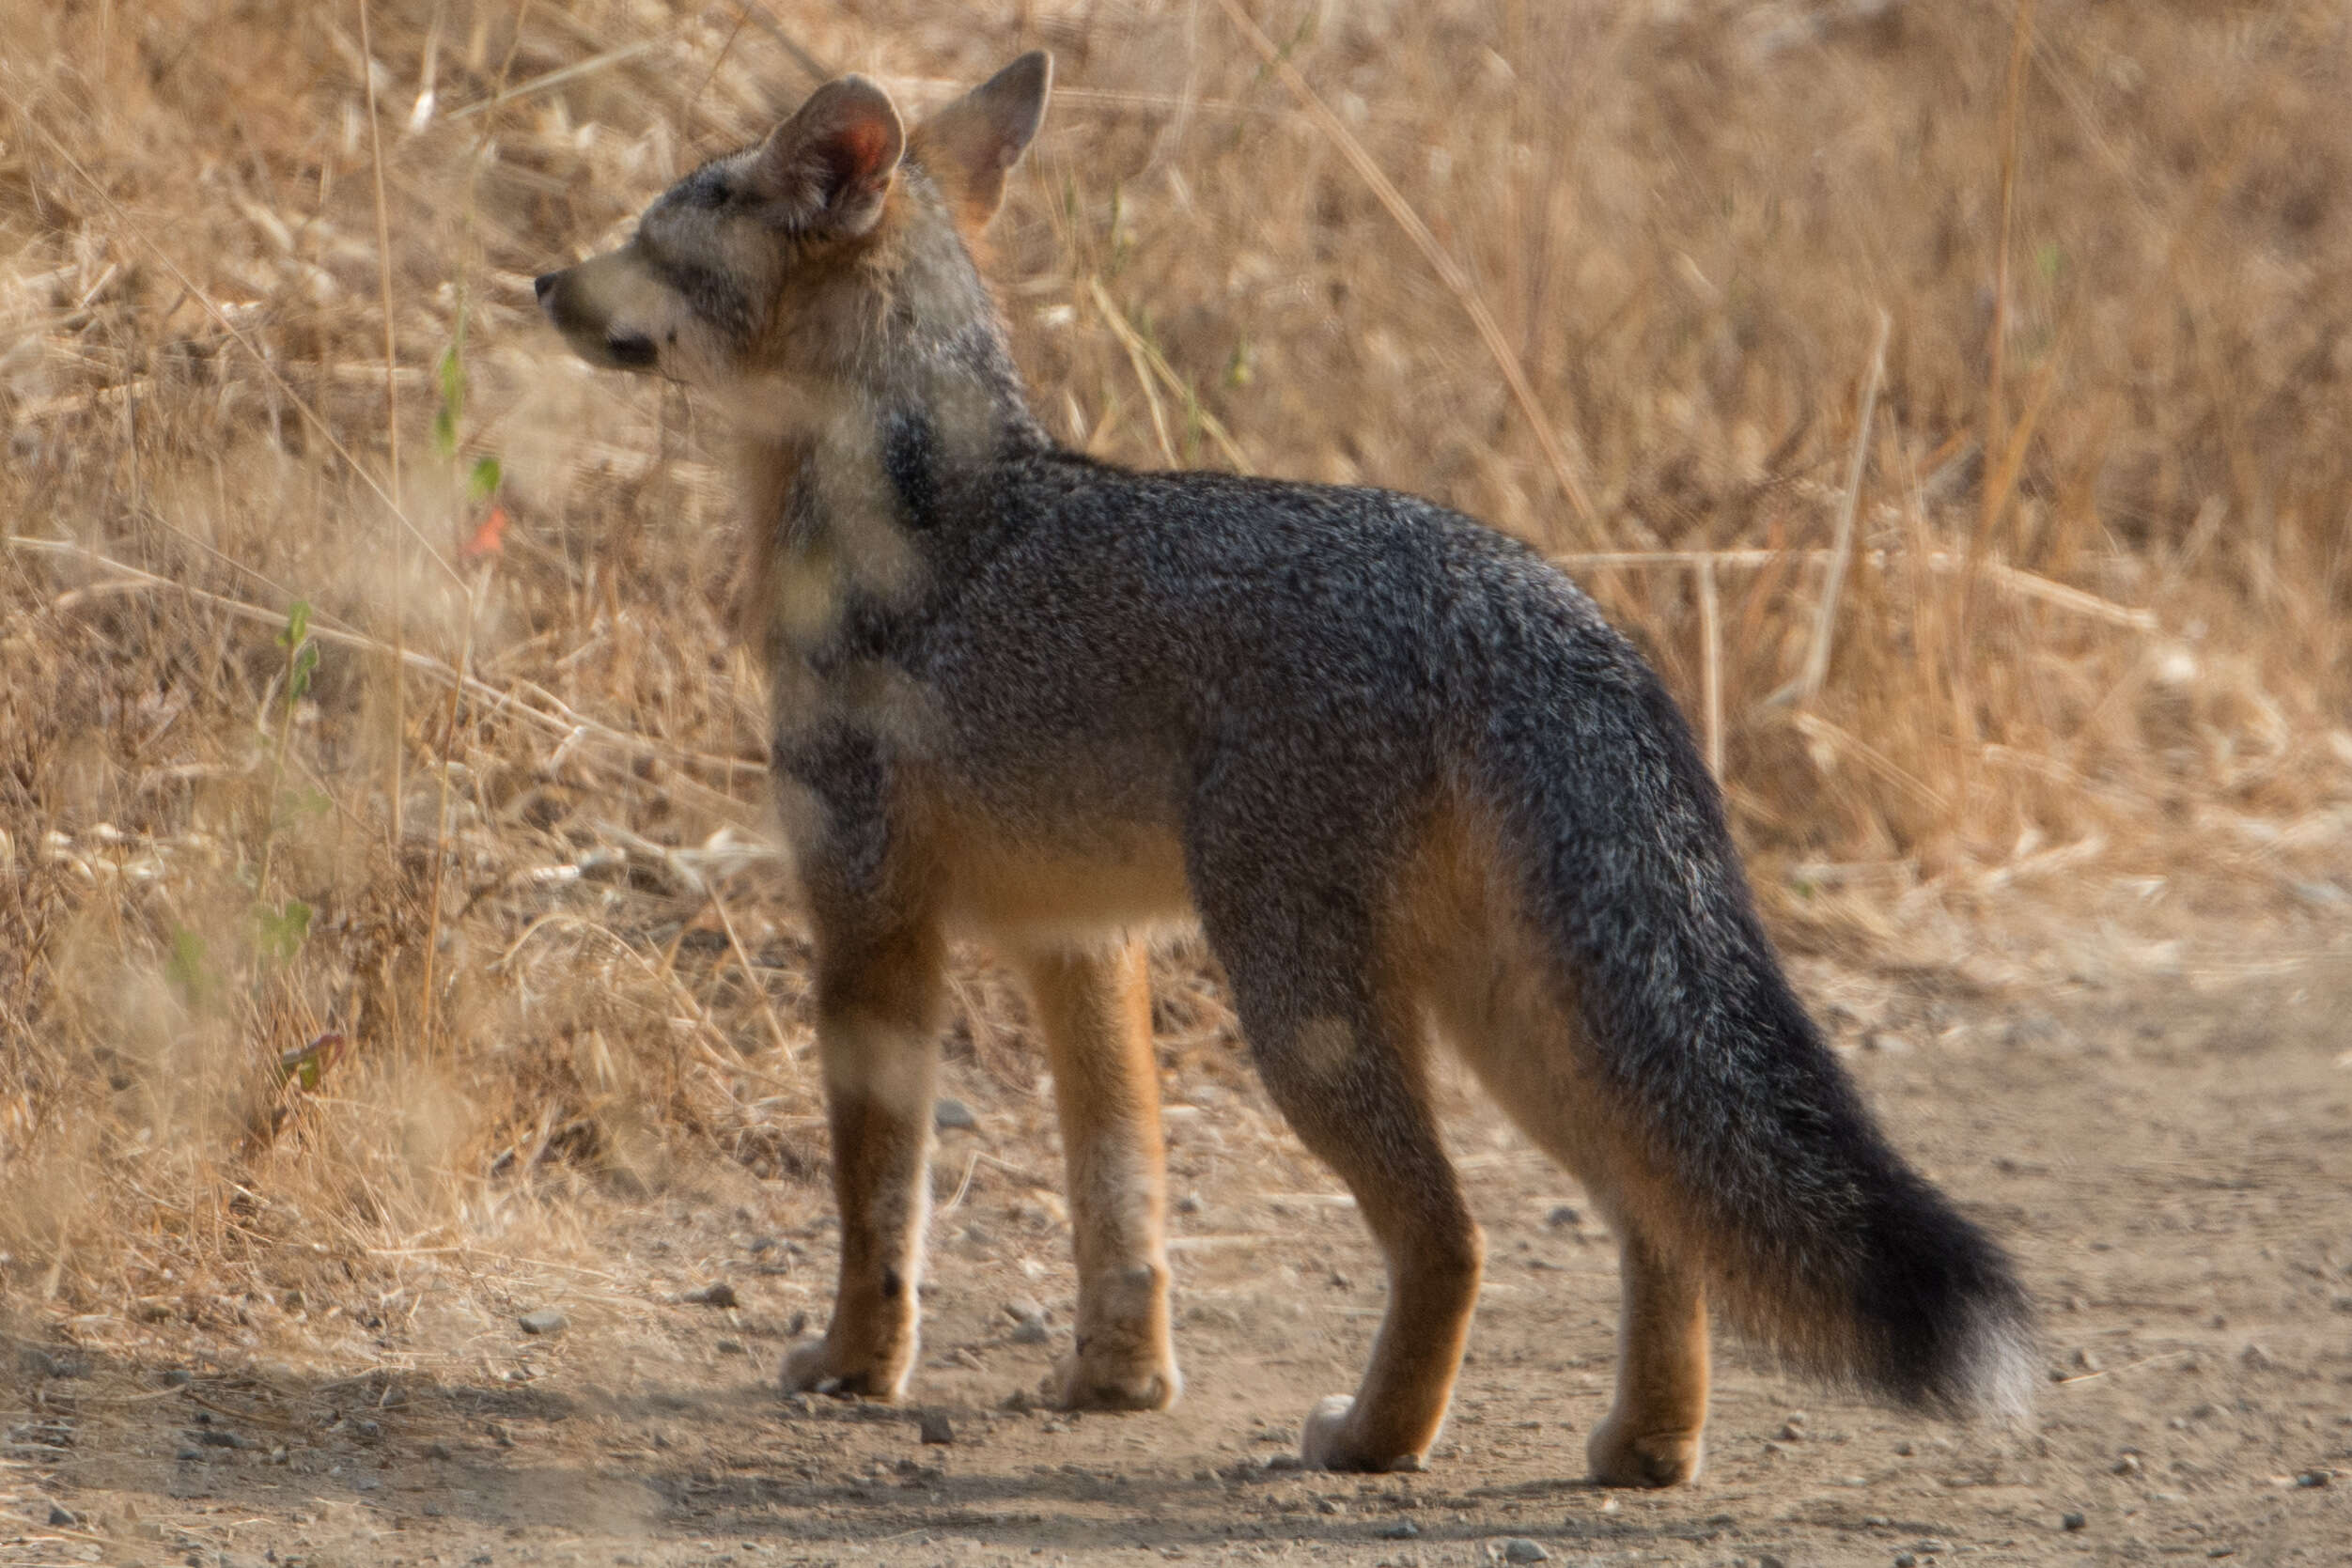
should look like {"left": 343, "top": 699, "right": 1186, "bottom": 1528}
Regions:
{"left": 1428, "top": 917, "right": 1713, "bottom": 1487}
{"left": 781, "top": 924, "right": 945, "bottom": 1401}
{"left": 1013, "top": 939, "right": 1180, "bottom": 1412}
{"left": 1584, "top": 1226, "right": 1709, "bottom": 1485}
{"left": 1222, "top": 980, "right": 1483, "bottom": 1471}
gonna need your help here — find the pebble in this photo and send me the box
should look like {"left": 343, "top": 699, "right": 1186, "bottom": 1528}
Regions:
{"left": 1176, "top": 1191, "right": 1205, "bottom": 1216}
{"left": 2297, "top": 1469, "right": 2331, "bottom": 1488}
{"left": 175, "top": 1445, "right": 203, "bottom": 1462}
{"left": 1755, "top": 1556, "right": 1788, "bottom": 1568}
{"left": 2113, "top": 1453, "right": 2143, "bottom": 1475}
{"left": 1499, "top": 1539, "right": 1550, "bottom": 1563}
{"left": 2063, "top": 1511, "right": 2087, "bottom": 1530}
{"left": 1005, "top": 1298, "right": 1051, "bottom": 1343}
{"left": 1544, "top": 1205, "right": 1581, "bottom": 1228}
{"left": 519, "top": 1308, "right": 568, "bottom": 1335}
{"left": 933, "top": 1097, "right": 978, "bottom": 1131}
{"left": 1893, "top": 1556, "right": 1917, "bottom": 1568}
{"left": 47, "top": 1505, "right": 75, "bottom": 1527}
{"left": 917, "top": 1410, "right": 955, "bottom": 1445}
{"left": 1380, "top": 1519, "right": 1421, "bottom": 1540}
{"left": 682, "top": 1282, "right": 739, "bottom": 1309}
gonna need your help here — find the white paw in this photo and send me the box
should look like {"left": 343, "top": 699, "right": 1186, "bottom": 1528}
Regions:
{"left": 1299, "top": 1394, "right": 1357, "bottom": 1468}
{"left": 779, "top": 1338, "right": 841, "bottom": 1395}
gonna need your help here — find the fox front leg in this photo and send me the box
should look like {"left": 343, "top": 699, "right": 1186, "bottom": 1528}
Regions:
{"left": 781, "top": 924, "right": 945, "bottom": 1401}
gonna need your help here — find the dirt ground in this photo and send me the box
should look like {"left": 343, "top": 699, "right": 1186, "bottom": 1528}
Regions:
{"left": 6, "top": 955, "right": 2349, "bottom": 1568}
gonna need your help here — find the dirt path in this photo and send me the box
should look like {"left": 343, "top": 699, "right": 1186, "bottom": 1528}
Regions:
{"left": 7, "top": 964, "right": 2349, "bottom": 1566}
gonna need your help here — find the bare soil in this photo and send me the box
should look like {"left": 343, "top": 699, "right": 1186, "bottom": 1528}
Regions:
{"left": 6, "top": 961, "right": 2349, "bottom": 1568}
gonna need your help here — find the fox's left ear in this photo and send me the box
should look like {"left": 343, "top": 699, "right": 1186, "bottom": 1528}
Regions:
{"left": 911, "top": 51, "right": 1052, "bottom": 233}
{"left": 753, "top": 73, "right": 906, "bottom": 238}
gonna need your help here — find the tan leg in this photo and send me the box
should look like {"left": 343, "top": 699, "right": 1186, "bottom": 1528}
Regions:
{"left": 781, "top": 927, "right": 944, "bottom": 1401}
{"left": 1014, "top": 940, "right": 1179, "bottom": 1411}
{"left": 1254, "top": 1018, "right": 1482, "bottom": 1473}
{"left": 1586, "top": 1227, "right": 1709, "bottom": 1486}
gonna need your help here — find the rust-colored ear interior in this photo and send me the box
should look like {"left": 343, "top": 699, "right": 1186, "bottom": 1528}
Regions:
{"left": 753, "top": 73, "right": 907, "bottom": 238}
{"left": 910, "top": 51, "right": 1052, "bottom": 236}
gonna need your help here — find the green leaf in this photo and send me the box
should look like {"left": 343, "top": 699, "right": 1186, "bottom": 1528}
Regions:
{"left": 165, "top": 926, "right": 213, "bottom": 1005}
{"left": 277, "top": 598, "right": 312, "bottom": 649}
{"left": 289, "top": 640, "right": 319, "bottom": 702}
{"left": 437, "top": 343, "right": 464, "bottom": 416}
{"left": 254, "top": 898, "right": 312, "bottom": 962}
{"left": 467, "top": 454, "right": 503, "bottom": 501}
{"left": 431, "top": 401, "right": 459, "bottom": 459}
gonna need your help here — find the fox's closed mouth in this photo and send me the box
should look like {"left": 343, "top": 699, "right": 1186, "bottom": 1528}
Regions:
{"left": 602, "top": 332, "right": 657, "bottom": 368}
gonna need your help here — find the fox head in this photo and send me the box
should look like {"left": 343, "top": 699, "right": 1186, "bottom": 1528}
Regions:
{"left": 536, "top": 53, "right": 1051, "bottom": 404}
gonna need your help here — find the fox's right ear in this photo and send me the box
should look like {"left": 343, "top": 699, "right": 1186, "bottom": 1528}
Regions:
{"left": 752, "top": 73, "right": 905, "bottom": 238}
{"left": 911, "top": 51, "right": 1052, "bottom": 234}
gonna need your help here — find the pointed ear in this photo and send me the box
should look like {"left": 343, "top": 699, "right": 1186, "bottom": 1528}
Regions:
{"left": 750, "top": 74, "right": 905, "bottom": 237}
{"left": 910, "top": 51, "right": 1052, "bottom": 233}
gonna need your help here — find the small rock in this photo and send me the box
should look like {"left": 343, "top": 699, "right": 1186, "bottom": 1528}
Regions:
{"left": 716, "top": 1338, "right": 744, "bottom": 1355}
{"left": 1913, "top": 1540, "right": 1950, "bottom": 1555}
{"left": 2113, "top": 1453, "right": 2142, "bottom": 1475}
{"left": 426, "top": 1441, "right": 453, "bottom": 1460}
{"left": 162, "top": 1369, "right": 194, "bottom": 1388}
{"left": 2240, "top": 1343, "right": 2274, "bottom": 1371}
{"left": 195, "top": 1429, "right": 248, "bottom": 1449}
{"left": 918, "top": 1410, "right": 955, "bottom": 1445}
{"left": 1005, "top": 1297, "right": 1051, "bottom": 1343}
{"left": 2297, "top": 1469, "right": 2331, "bottom": 1488}
{"left": 1499, "top": 1539, "right": 1550, "bottom": 1564}
{"left": 519, "top": 1308, "right": 568, "bottom": 1335}
{"left": 175, "top": 1445, "right": 203, "bottom": 1462}
{"left": 47, "top": 1504, "right": 76, "bottom": 1527}
{"left": 2063, "top": 1511, "right": 2087, "bottom": 1530}
{"left": 1001, "top": 1389, "right": 1035, "bottom": 1414}
{"left": 1863, "top": 1514, "right": 1893, "bottom": 1527}
{"left": 1381, "top": 1519, "right": 1421, "bottom": 1540}
{"left": 682, "top": 1282, "right": 739, "bottom": 1309}
{"left": 2070, "top": 1347, "right": 2102, "bottom": 1373}
{"left": 1176, "top": 1191, "right": 1205, "bottom": 1216}
{"left": 1261, "top": 1452, "right": 1303, "bottom": 1471}
{"left": 1862, "top": 1030, "right": 1911, "bottom": 1053}
{"left": 1755, "top": 1556, "right": 1788, "bottom": 1568}
{"left": 1315, "top": 1497, "right": 1343, "bottom": 1514}
{"left": 1893, "top": 1556, "right": 1918, "bottom": 1568}
{"left": 933, "top": 1098, "right": 978, "bottom": 1132}
{"left": 1545, "top": 1205, "right": 1581, "bottom": 1228}
{"left": 1777, "top": 1421, "right": 1806, "bottom": 1442}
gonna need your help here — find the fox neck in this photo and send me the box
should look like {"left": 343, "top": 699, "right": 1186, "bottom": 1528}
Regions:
{"left": 734, "top": 306, "right": 1049, "bottom": 666}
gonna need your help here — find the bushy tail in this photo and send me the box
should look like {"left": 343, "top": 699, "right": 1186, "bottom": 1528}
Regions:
{"left": 1477, "top": 646, "right": 2035, "bottom": 1421}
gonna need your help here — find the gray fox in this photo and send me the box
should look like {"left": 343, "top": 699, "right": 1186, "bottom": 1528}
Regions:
{"left": 535, "top": 51, "right": 2034, "bottom": 1485}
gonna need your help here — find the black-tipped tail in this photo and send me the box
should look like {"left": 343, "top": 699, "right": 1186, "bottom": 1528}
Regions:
{"left": 1481, "top": 639, "right": 2034, "bottom": 1421}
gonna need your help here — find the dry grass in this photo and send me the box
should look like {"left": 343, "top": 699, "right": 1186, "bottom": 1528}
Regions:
{"left": 2, "top": 1, "right": 2347, "bottom": 1351}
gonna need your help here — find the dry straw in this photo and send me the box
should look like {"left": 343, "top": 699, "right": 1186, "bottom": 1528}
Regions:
{"left": 2, "top": 0, "right": 2347, "bottom": 1341}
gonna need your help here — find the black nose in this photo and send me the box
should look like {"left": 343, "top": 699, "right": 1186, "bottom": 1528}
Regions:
{"left": 533, "top": 272, "right": 557, "bottom": 302}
